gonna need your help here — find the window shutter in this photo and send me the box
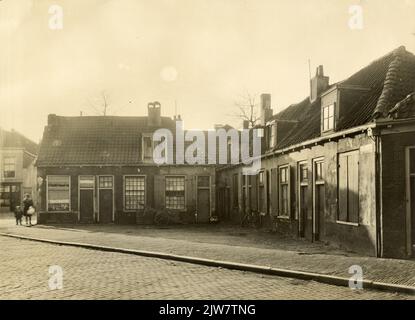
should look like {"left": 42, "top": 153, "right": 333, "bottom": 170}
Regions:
{"left": 338, "top": 154, "right": 348, "bottom": 222}
{"left": 270, "top": 168, "right": 277, "bottom": 215}
{"left": 265, "top": 170, "right": 270, "bottom": 214}
{"left": 348, "top": 152, "right": 359, "bottom": 223}
{"left": 252, "top": 174, "right": 258, "bottom": 212}
{"left": 154, "top": 175, "right": 165, "bottom": 210}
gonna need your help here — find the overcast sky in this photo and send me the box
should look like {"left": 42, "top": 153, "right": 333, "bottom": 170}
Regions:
{"left": 1, "top": 0, "right": 415, "bottom": 142}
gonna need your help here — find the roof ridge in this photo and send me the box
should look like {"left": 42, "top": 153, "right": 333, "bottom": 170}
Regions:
{"left": 273, "top": 46, "right": 409, "bottom": 121}
{"left": 373, "top": 46, "right": 412, "bottom": 118}
{"left": 4, "top": 128, "right": 38, "bottom": 146}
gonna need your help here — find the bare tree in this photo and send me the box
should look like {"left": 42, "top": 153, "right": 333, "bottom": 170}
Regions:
{"left": 86, "top": 91, "right": 111, "bottom": 116}
{"left": 232, "top": 91, "right": 260, "bottom": 128}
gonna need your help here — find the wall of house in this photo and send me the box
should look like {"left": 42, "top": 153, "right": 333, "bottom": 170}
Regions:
{"left": 36, "top": 165, "right": 216, "bottom": 224}
{"left": 1, "top": 149, "right": 24, "bottom": 182}
{"left": 22, "top": 159, "right": 38, "bottom": 205}
{"left": 380, "top": 130, "right": 415, "bottom": 258}
{"left": 0, "top": 149, "right": 37, "bottom": 212}
{"left": 217, "top": 132, "right": 378, "bottom": 256}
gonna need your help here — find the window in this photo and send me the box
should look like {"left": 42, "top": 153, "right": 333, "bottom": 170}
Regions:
{"left": 0, "top": 185, "right": 10, "bottom": 207}
{"left": 3, "top": 157, "right": 16, "bottom": 178}
{"left": 322, "top": 104, "right": 334, "bottom": 132}
{"left": 298, "top": 162, "right": 309, "bottom": 227}
{"left": 258, "top": 171, "right": 264, "bottom": 184}
{"left": 79, "top": 176, "right": 94, "bottom": 189}
{"left": 197, "top": 176, "right": 210, "bottom": 188}
{"left": 142, "top": 135, "right": 153, "bottom": 161}
{"left": 300, "top": 163, "right": 308, "bottom": 183}
{"left": 315, "top": 161, "right": 324, "bottom": 182}
{"left": 165, "top": 176, "right": 185, "bottom": 210}
{"left": 268, "top": 123, "right": 276, "bottom": 149}
{"left": 232, "top": 174, "right": 238, "bottom": 208}
{"left": 338, "top": 151, "right": 359, "bottom": 224}
{"left": 124, "top": 176, "right": 145, "bottom": 210}
{"left": 47, "top": 176, "right": 70, "bottom": 212}
{"left": 99, "top": 176, "right": 113, "bottom": 189}
{"left": 278, "top": 166, "right": 290, "bottom": 217}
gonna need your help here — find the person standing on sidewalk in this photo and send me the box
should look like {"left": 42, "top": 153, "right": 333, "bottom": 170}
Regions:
{"left": 22, "top": 194, "right": 34, "bottom": 226}
{"left": 14, "top": 206, "right": 23, "bottom": 225}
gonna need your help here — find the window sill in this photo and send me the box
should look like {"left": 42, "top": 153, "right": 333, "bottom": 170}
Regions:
{"left": 276, "top": 215, "right": 290, "bottom": 220}
{"left": 47, "top": 211, "right": 71, "bottom": 214}
{"left": 336, "top": 220, "right": 359, "bottom": 227}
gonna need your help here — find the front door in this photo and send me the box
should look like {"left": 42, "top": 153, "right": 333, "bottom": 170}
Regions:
{"left": 98, "top": 176, "right": 114, "bottom": 223}
{"left": 313, "top": 159, "right": 325, "bottom": 242}
{"left": 197, "top": 176, "right": 210, "bottom": 223}
{"left": 298, "top": 162, "right": 309, "bottom": 238}
{"left": 299, "top": 186, "right": 308, "bottom": 237}
{"left": 406, "top": 148, "right": 415, "bottom": 256}
{"left": 79, "top": 176, "right": 95, "bottom": 223}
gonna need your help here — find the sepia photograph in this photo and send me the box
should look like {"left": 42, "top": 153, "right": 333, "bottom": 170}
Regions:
{"left": 0, "top": 0, "right": 414, "bottom": 310}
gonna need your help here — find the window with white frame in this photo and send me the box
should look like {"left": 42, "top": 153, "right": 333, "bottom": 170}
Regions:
{"left": 322, "top": 104, "right": 334, "bottom": 132}
{"left": 3, "top": 157, "right": 16, "bottom": 178}
{"left": 165, "top": 176, "right": 185, "bottom": 210}
{"left": 47, "top": 176, "right": 70, "bottom": 212}
{"left": 124, "top": 176, "right": 145, "bottom": 210}
{"left": 268, "top": 123, "right": 276, "bottom": 149}
{"left": 279, "top": 166, "right": 290, "bottom": 217}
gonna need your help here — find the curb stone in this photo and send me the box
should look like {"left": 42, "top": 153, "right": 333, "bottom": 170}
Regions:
{"left": 1, "top": 232, "right": 414, "bottom": 296}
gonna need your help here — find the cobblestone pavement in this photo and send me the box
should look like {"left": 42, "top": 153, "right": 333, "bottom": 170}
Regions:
{"left": 0, "top": 237, "right": 412, "bottom": 300}
{"left": 0, "top": 216, "right": 414, "bottom": 288}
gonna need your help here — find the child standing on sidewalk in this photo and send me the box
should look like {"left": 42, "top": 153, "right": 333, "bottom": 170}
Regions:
{"left": 14, "top": 206, "right": 23, "bottom": 225}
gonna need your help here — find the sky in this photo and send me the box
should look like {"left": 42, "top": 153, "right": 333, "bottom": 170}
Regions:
{"left": 0, "top": 0, "right": 415, "bottom": 143}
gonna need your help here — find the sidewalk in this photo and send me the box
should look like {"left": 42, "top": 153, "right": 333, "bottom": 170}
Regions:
{"left": 0, "top": 218, "right": 414, "bottom": 290}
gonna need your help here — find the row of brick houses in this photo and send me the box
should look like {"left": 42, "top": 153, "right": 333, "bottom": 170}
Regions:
{"left": 0, "top": 128, "right": 38, "bottom": 212}
{"left": 216, "top": 46, "right": 415, "bottom": 259}
{"left": 35, "top": 104, "right": 217, "bottom": 225}
{"left": 35, "top": 46, "right": 415, "bottom": 258}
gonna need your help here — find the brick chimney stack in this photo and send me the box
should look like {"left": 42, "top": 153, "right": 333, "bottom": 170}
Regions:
{"left": 147, "top": 101, "right": 162, "bottom": 127}
{"left": 260, "top": 93, "right": 273, "bottom": 126}
{"left": 310, "top": 65, "right": 329, "bottom": 103}
{"left": 242, "top": 120, "right": 249, "bottom": 129}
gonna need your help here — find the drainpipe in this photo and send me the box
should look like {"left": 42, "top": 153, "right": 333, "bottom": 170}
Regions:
{"left": 374, "top": 131, "right": 383, "bottom": 257}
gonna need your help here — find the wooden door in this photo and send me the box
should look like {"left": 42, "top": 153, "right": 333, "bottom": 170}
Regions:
{"left": 79, "top": 176, "right": 95, "bottom": 223}
{"left": 98, "top": 176, "right": 114, "bottom": 223}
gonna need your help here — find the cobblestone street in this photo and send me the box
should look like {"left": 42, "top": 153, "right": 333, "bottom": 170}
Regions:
{"left": 0, "top": 236, "right": 413, "bottom": 300}
{"left": 0, "top": 216, "right": 414, "bottom": 289}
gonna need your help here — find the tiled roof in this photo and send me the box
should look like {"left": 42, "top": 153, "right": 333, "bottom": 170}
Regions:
{"left": 37, "top": 47, "right": 415, "bottom": 166}
{"left": 36, "top": 116, "right": 175, "bottom": 166}
{"left": 388, "top": 92, "right": 415, "bottom": 119}
{"left": 0, "top": 128, "right": 38, "bottom": 155}
{"left": 271, "top": 46, "right": 415, "bottom": 150}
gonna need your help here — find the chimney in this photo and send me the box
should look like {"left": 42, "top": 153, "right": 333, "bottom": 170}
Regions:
{"left": 260, "top": 93, "right": 273, "bottom": 126}
{"left": 242, "top": 120, "right": 249, "bottom": 129}
{"left": 48, "top": 114, "right": 58, "bottom": 126}
{"left": 310, "top": 65, "right": 329, "bottom": 103}
{"left": 147, "top": 101, "right": 162, "bottom": 127}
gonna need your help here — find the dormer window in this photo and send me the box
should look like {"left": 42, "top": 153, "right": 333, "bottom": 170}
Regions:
{"left": 142, "top": 134, "right": 153, "bottom": 161}
{"left": 267, "top": 123, "right": 276, "bottom": 149}
{"left": 322, "top": 103, "right": 335, "bottom": 132}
